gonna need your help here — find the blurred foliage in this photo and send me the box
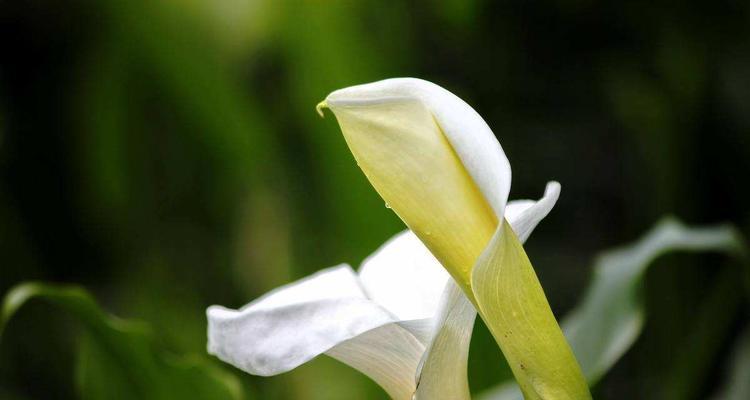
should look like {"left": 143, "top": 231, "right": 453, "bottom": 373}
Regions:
{"left": 711, "top": 326, "right": 750, "bottom": 400}
{"left": 1, "top": 282, "right": 243, "bottom": 400}
{"left": 0, "top": 0, "right": 748, "bottom": 399}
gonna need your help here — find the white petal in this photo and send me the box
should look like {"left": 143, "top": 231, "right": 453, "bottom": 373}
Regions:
{"left": 414, "top": 280, "right": 477, "bottom": 400}
{"left": 358, "top": 230, "right": 450, "bottom": 321}
{"left": 327, "top": 78, "right": 511, "bottom": 219}
{"left": 327, "top": 323, "right": 424, "bottom": 400}
{"left": 505, "top": 181, "right": 561, "bottom": 243}
{"left": 207, "top": 265, "right": 400, "bottom": 376}
{"left": 396, "top": 319, "right": 436, "bottom": 345}
{"left": 503, "top": 200, "right": 536, "bottom": 221}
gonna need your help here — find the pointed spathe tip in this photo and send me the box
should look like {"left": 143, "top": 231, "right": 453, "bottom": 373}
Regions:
{"left": 316, "top": 100, "right": 328, "bottom": 117}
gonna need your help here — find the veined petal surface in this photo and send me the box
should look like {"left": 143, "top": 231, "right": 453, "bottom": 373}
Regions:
{"left": 413, "top": 184, "right": 562, "bottom": 400}
{"left": 414, "top": 280, "right": 476, "bottom": 400}
{"left": 471, "top": 222, "right": 590, "bottom": 400}
{"left": 327, "top": 323, "right": 424, "bottom": 400}
{"left": 471, "top": 181, "right": 590, "bottom": 400}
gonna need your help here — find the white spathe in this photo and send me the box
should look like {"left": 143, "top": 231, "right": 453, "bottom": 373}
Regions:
{"left": 324, "top": 78, "right": 512, "bottom": 218}
{"left": 207, "top": 184, "right": 560, "bottom": 400}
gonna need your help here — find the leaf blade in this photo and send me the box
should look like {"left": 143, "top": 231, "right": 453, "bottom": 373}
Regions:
{"left": 1, "top": 282, "right": 243, "bottom": 400}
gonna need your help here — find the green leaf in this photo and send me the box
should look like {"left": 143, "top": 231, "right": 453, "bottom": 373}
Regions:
{"left": 472, "top": 221, "right": 591, "bottom": 400}
{"left": 478, "top": 218, "right": 744, "bottom": 400}
{"left": 1, "top": 282, "right": 243, "bottom": 400}
{"left": 711, "top": 326, "right": 750, "bottom": 400}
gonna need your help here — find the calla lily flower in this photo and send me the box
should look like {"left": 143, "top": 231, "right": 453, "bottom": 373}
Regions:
{"left": 318, "top": 78, "right": 591, "bottom": 399}
{"left": 207, "top": 184, "right": 559, "bottom": 400}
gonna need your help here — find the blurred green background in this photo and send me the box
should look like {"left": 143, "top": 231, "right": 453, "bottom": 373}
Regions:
{"left": 1, "top": 0, "right": 749, "bottom": 398}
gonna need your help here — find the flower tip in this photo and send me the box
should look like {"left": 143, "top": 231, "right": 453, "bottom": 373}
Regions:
{"left": 316, "top": 100, "right": 328, "bottom": 118}
{"left": 545, "top": 180, "right": 562, "bottom": 195}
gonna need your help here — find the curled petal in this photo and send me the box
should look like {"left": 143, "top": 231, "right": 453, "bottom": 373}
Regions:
{"left": 505, "top": 181, "right": 561, "bottom": 243}
{"left": 207, "top": 266, "right": 402, "bottom": 376}
{"left": 323, "top": 78, "right": 508, "bottom": 291}
{"left": 326, "top": 78, "right": 511, "bottom": 217}
{"left": 327, "top": 323, "right": 424, "bottom": 400}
